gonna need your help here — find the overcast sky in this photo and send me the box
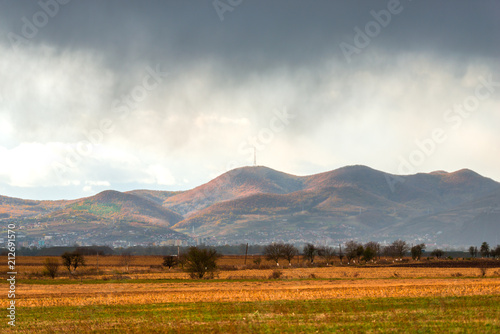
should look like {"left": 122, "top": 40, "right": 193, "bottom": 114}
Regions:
{"left": 0, "top": 0, "right": 499, "bottom": 200}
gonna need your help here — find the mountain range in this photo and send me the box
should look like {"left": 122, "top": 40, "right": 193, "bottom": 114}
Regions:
{"left": 1, "top": 165, "right": 499, "bottom": 247}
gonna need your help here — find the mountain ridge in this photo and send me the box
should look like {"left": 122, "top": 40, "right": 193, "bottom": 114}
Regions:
{"left": 1, "top": 165, "right": 499, "bottom": 246}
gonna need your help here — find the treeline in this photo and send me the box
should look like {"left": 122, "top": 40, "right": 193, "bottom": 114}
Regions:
{"left": 262, "top": 240, "right": 500, "bottom": 266}
{"left": 3, "top": 244, "right": 267, "bottom": 256}
{"left": 3, "top": 241, "right": 499, "bottom": 258}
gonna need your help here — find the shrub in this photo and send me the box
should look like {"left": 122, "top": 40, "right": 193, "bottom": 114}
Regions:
{"left": 61, "top": 251, "right": 85, "bottom": 274}
{"left": 269, "top": 270, "right": 282, "bottom": 279}
{"left": 43, "top": 258, "right": 60, "bottom": 279}
{"left": 430, "top": 249, "right": 444, "bottom": 259}
{"left": 162, "top": 255, "right": 177, "bottom": 269}
{"left": 184, "top": 247, "right": 220, "bottom": 279}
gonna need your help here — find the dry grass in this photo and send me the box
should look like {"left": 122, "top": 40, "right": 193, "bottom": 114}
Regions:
{"left": 1, "top": 255, "right": 499, "bottom": 333}
{"left": 5, "top": 278, "right": 500, "bottom": 308}
{"left": 5, "top": 255, "right": 500, "bottom": 280}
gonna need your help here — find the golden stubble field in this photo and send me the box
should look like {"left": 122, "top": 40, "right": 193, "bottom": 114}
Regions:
{"left": 1, "top": 255, "right": 500, "bottom": 309}
{"left": 12, "top": 278, "right": 500, "bottom": 308}
{"left": 5, "top": 255, "right": 500, "bottom": 280}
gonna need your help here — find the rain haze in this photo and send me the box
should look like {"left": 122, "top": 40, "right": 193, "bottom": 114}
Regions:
{"left": 0, "top": 0, "right": 499, "bottom": 200}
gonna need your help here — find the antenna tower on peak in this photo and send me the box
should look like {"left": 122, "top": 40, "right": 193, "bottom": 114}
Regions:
{"left": 253, "top": 147, "right": 257, "bottom": 166}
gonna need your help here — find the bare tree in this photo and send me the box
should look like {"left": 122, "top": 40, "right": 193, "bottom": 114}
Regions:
{"left": 162, "top": 255, "right": 177, "bottom": 269}
{"left": 344, "top": 241, "right": 361, "bottom": 264}
{"left": 383, "top": 245, "right": 396, "bottom": 259}
{"left": 338, "top": 244, "right": 344, "bottom": 264}
{"left": 61, "top": 251, "right": 85, "bottom": 274}
{"left": 303, "top": 243, "right": 317, "bottom": 264}
{"left": 61, "top": 252, "right": 72, "bottom": 273}
{"left": 391, "top": 240, "right": 409, "bottom": 260}
{"left": 264, "top": 243, "right": 285, "bottom": 266}
{"left": 282, "top": 243, "right": 298, "bottom": 266}
{"left": 43, "top": 258, "right": 60, "bottom": 279}
{"left": 365, "top": 241, "right": 381, "bottom": 259}
{"left": 184, "top": 247, "right": 220, "bottom": 279}
{"left": 318, "top": 246, "right": 336, "bottom": 266}
{"left": 177, "top": 253, "right": 187, "bottom": 269}
{"left": 120, "top": 252, "right": 133, "bottom": 272}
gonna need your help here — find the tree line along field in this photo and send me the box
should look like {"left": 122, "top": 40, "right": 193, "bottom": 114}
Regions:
{"left": 1, "top": 255, "right": 500, "bottom": 333}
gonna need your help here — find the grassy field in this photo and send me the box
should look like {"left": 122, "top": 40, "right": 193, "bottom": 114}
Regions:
{"left": 1, "top": 256, "right": 499, "bottom": 333}
{"left": 2, "top": 295, "right": 500, "bottom": 333}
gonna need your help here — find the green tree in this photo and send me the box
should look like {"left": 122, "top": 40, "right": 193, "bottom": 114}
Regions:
{"left": 491, "top": 245, "right": 500, "bottom": 259}
{"left": 480, "top": 242, "right": 490, "bottom": 258}
{"left": 411, "top": 244, "right": 425, "bottom": 260}
{"left": 430, "top": 249, "right": 444, "bottom": 259}
{"left": 469, "top": 246, "right": 476, "bottom": 258}
{"left": 184, "top": 247, "right": 220, "bottom": 279}
{"left": 355, "top": 245, "right": 364, "bottom": 262}
{"left": 303, "top": 243, "right": 317, "bottom": 264}
{"left": 362, "top": 246, "right": 376, "bottom": 263}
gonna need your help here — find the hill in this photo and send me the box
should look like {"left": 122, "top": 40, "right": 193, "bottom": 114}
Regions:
{"left": 1, "top": 165, "right": 499, "bottom": 247}
{"left": 48, "top": 190, "right": 183, "bottom": 226}
{"left": 169, "top": 165, "right": 500, "bottom": 246}
{"left": 392, "top": 189, "right": 500, "bottom": 246}
{"left": 1, "top": 190, "right": 185, "bottom": 247}
{"left": 163, "top": 166, "right": 304, "bottom": 216}
{"left": 125, "top": 190, "right": 181, "bottom": 205}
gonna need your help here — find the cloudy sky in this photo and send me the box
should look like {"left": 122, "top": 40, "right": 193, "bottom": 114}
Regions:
{"left": 0, "top": 0, "right": 499, "bottom": 200}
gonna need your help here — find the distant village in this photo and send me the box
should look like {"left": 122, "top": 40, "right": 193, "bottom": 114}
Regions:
{"left": 1, "top": 218, "right": 448, "bottom": 251}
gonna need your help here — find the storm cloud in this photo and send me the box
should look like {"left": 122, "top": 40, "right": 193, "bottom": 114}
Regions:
{"left": 0, "top": 0, "right": 499, "bottom": 199}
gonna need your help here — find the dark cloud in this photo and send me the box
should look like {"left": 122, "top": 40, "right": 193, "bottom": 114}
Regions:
{"left": 2, "top": 1, "right": 499, "bottom": 69}
{"left": 1, "top": 0, "right": 499, "bottom": 200}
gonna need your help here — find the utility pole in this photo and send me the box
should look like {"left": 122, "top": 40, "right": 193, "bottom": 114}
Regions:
{"left": 244, "top": 243, "right": 249, "bottom": 265}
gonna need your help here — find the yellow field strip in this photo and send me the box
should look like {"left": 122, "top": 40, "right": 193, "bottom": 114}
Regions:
{"left": 5, "top": 278, "right": 500, "bottom": 307}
